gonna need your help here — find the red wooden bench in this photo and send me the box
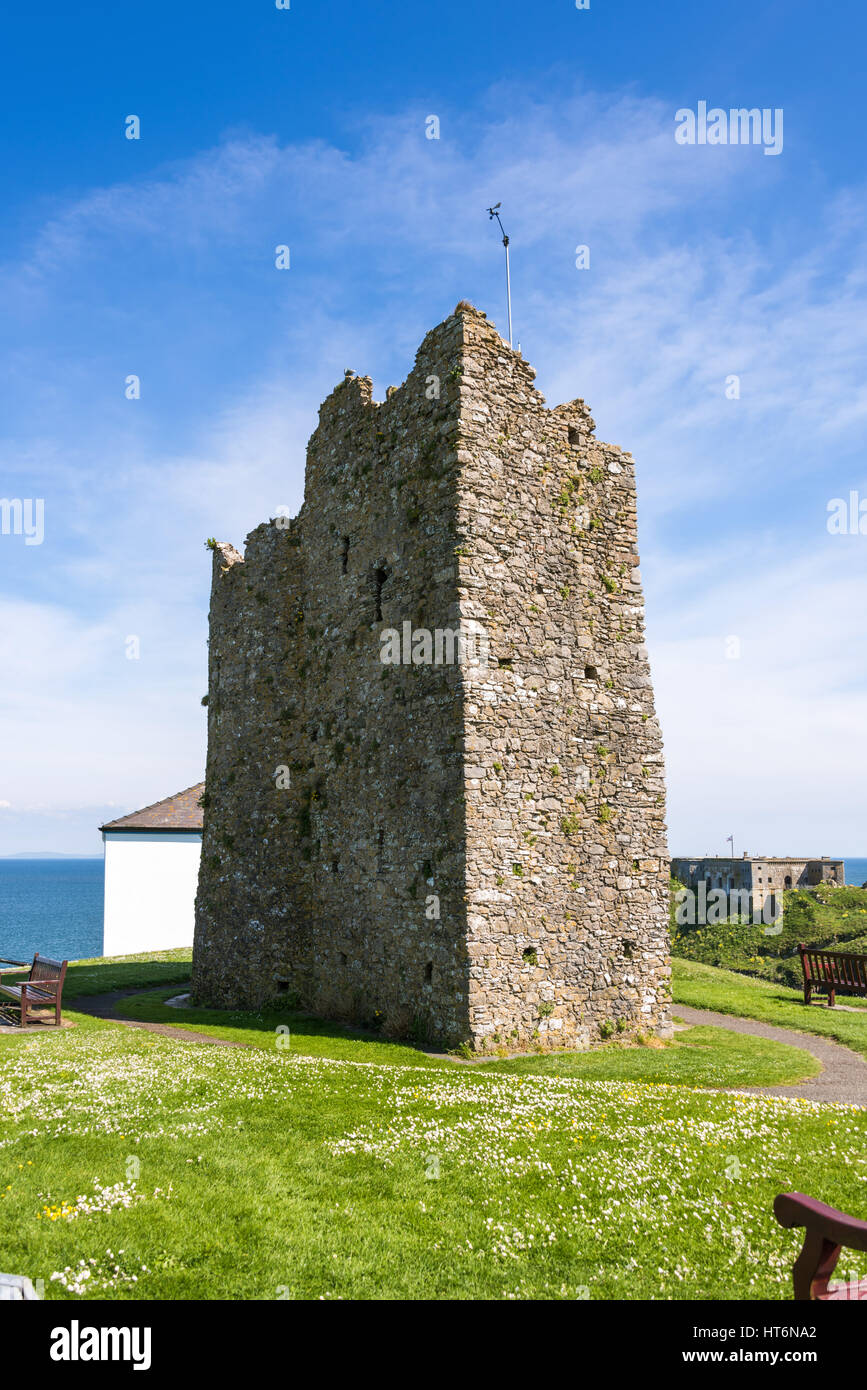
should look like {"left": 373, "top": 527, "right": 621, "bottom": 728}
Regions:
{"left": 0, "top": 954, "right": 67, "bottom": 1027}
{"left": 775, "top": 1192, "right": 867, "bottom": 1300}
{"left": 798, "top": 942, "right": 867, "bottom": 1008}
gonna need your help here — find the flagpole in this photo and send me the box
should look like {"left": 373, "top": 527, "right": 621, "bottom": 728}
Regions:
{"left": 487, "top": 204, "right": 513, "bottom": 347}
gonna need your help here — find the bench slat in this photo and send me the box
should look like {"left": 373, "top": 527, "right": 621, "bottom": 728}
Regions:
{"left": 799, "top": 943, "right": 867, "bottom": 1003}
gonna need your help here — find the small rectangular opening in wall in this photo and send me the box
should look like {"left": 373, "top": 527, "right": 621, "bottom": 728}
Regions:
{"left": 275, "top": 979, "right": 291, "bottom": 993}
{"left": 499, "top": 657, "right": 514, "bottom": 669}
{"left": 340, "top": 536, "right": 350, "bottom": 575}
{"left": 332, "top": 857, "right": 340, "bottom": 874}
{"left": 584, "top": 665, "right": 598, "bottom": 681}
{"left": 372, "top": 564, "right": 391, "bottom": 622}
{"left": 339, "top": 952, "right": 347, "bottom": 969}
{"left": 425, "top": 961, "right": 433, "bottom": 983}
{"left": 376, "top": 826, "right": 385, "bottom": 874}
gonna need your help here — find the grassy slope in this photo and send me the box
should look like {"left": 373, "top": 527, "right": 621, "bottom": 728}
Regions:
{"left": 1, "top": 949, "right": 864, "bottom": 1300}
{"left": 0, "top": 1011, "right": 863, "bottom": 1301}
{"left": 672, "top": 882, "right": 867, "bottom": 989}
{"left": 117, "top": 987, "right": 819, "bottom": 1088}
{"left": 673, "top": 958, "right": 867, "bottom": 1058}
{"left": 474, "top": 1026, "right": 820, "bottom": 1087}
{"left": 0, "top": 948, "right": 194, "bottom": 999}
{"left": 62, "top": 949, "right": 193, "bottom": 997}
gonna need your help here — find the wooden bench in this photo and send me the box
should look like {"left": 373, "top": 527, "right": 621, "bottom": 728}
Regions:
{"left": 0, "top": 954, "right": 67, "bottom": 1027}
{"left": 798, "top": 942, "right": 867, "bottom": 1008}
{"left": 775, "top": 1192, "right": 867, "bottom": 1300}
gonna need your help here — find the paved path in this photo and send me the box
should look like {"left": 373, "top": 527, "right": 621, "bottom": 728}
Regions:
{"left": 675, "top": 1004, "right": 867, "bottom": 1106}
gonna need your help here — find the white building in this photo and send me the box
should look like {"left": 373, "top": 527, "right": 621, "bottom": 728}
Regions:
{"left": 100, "top": 784, "right": 204, "bottom": 956}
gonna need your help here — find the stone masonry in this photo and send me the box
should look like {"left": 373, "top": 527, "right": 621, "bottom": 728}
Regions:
{"left": 192, "top": 302, "right": 671, "bottom": 1050}
{"left": 672, "top": 855, "right": 845, "bottom": 911}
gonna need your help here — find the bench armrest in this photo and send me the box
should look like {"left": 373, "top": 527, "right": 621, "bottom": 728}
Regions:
{"left": 19, "top": 984, "right": 61, "bottom": 1000}
{"left": 774, "top": 1192, "right": 867, "bottom": 1252}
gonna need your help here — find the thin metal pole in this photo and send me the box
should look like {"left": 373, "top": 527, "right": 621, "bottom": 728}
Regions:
{"left": 487, "top": 204, "right": 513, "bottom": 348}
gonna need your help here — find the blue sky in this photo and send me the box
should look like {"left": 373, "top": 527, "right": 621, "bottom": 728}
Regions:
{"left": 1, "top": 0, "right": 866, "bottom": 856}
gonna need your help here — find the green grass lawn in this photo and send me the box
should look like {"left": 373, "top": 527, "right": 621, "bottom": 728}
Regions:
{"left": 0, "top": 949, "right": 862, "bottom": 1300}
{"left": 117, "top": 986, "right": 818, "bottom": 1088}
{"left": 473, "top": 1026, "right": 820, "bottom": 1088}
{"left": 673, "top": 957, "right": 867, "bottom": 1059}
{"left": 0, "top": 1009, "right": 863, "bottom": 1301}
{"left": 0, "top": 950, "right": 861, "bottom": 1295}
{"left": 0, "top": 948, "right": 193, "bottom": 1000}
{"left": 61, "top": 948, "right": 193, "bottom": 997}
{"left": 116, "top": 988, "right": 457, "bottom": 1068}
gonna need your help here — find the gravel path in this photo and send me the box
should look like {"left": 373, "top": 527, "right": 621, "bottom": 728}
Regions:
{"left": 675, "top": 1004, "right": 867, "bottom": 1106}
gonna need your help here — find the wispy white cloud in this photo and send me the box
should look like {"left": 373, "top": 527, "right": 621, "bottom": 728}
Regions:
{"left": 1, "top": 77, "right": 866, "bottom": 853}
{"left": 654, "top": 543, "right": 867, "bottom": 854}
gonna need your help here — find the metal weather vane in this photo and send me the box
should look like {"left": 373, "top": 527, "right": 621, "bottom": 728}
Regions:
{"left": 487, "top": 203, "right": 513, "bottom": 347}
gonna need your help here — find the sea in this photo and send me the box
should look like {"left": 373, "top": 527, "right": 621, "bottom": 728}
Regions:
{"left": 2, "top": 856, "right": 867, "bottom": 966}
{"left": 845, "top": 859, "right": 867, "bottom": 889}
{"left": 0, "top": 859, "right": 104, "bottom": 965}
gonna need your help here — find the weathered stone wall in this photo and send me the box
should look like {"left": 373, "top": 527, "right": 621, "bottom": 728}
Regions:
{"left": 193, "top": 302, "right": 671, "bottom": 1049}
{"left": 455, "top": 311, "right": 670, "bottom": 1047}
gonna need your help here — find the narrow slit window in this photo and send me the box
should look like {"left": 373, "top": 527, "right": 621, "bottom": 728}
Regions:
{"left": 340, "top": 536, "right": 350, "bottom": 575}
{"left": 373, "top": 566, "right": 390, "bottom": 621}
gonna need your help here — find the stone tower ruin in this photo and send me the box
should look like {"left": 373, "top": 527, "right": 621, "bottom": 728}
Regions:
{"left": 192, "top": 302, "right": 671, "bottom": 1050}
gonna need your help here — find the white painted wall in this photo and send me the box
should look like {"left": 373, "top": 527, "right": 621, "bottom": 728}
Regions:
{"left": 102, "top": 831, "right": 201, "bottom": 956}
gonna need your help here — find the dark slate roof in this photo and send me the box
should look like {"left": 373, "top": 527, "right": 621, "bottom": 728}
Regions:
{"left": 99, "top": 783, "right": 205, "bottom": 832}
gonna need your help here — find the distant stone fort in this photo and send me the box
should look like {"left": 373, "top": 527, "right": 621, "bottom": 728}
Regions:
{"left": 192, "top": 303, "right": 671, "bottom": 1050}
{"left": 672, "top": 854, "right": 845, "bottom": 911}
